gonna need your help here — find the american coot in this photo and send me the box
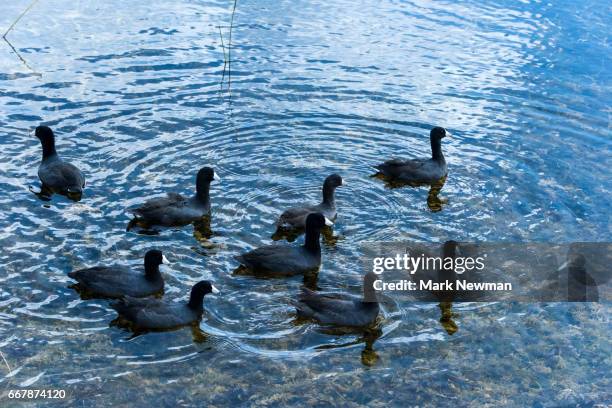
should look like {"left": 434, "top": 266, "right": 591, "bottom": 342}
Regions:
{"left": 294, "top": 272, "right": 380, "bottom": 327}
{"left": 34, "top": 126, "right": 85, "bottom": 201}
{"left": 68, "top": 249, "right": 168, "bottom": 298}
{"left": 111, "top": 281, "right": 219, "bottom": 331}
{"left": 127, "top": 167, "right": 220, "bottom": 230}
{"left": 276, "top": 174, "right": 343, "bottom": 229}
{"left": 235, "top": 213, "right": 332, "bottom": 277}
{"left": 375, "top": 127, "right": 450, "bottom": 184}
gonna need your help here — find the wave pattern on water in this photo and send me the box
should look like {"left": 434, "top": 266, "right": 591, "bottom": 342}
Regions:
{"left": 0, "top": 0, "right": 610, "bottom": 405}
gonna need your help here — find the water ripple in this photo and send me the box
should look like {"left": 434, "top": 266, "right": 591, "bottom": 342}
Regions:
{"left": 0, "top": 0, "right": 609, "bottom": 404}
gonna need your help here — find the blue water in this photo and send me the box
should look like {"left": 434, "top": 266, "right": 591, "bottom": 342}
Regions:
{"left": 0, "top": 0, "right": 610, "bottom": 405}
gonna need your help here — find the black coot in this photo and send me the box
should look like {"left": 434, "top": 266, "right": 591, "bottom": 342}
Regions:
{"left": 128, "top": 167, "right": 219, "bottom": 230}
{"left": 276, "top": 174, "right": 343, "bottom": 229}
{"left": 236, "top": 213, "right": 332, "bottom": 277}
{"left": 111, "top": 281, "right": 219, "bottom": 330}
{"left": 34, "top": 125, "right": 85, "bottom": 201}
{"left": 68, "top": 249, "right": 168, "bottom": 298}
{"left": 375, "top": 127, "right": 450, "bottom": 184}
{"left": 294, "top": 272, "right": 380, "bottom": 327}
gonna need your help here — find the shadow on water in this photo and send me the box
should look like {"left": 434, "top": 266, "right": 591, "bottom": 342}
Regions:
{"left": 371, "top": 173, "right": 448, "bottom": 212}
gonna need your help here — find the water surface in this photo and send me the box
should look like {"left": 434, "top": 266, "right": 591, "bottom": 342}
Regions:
{"left": 0, "top": 0, "right": 610, "bottom": 405}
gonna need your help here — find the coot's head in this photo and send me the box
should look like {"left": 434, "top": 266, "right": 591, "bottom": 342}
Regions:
{"left": 324, "top": 174, "right": 344, "bottom": 189}
{"left": 188, "top": 280, "right": 220, "bottom": 309}
{"left": 144, "top": 249, "right": 169, "bottom": 267}
{"left": 568, "top": 253, "right": 586, "bottom": 269}
{"left": 442, "top": 240, "right": 459, "bottom": 258}
{"left": 196, "top": 167, "right": 220, "bottom": 188}
{"left": 305, "top": 213, "right": 333, "bottom": 231}
{"left": 35, "top": 125, "right": 54, "bottom": 141}
{"left": 35, "top": 126, "right": 57, "bottom": 158}
{"left": 143, "top": 249, "right": 168, "bottom": 278}
{"left": 430, "top": 127, "right": 450, "bottom": 140}
{"left": 35, "top": 126, "right": 57, "bottom": 155}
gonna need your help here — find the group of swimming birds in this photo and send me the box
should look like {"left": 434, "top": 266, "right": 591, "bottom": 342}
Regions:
{"left": 33, "top": 124, "right": 450, "bottom": 333}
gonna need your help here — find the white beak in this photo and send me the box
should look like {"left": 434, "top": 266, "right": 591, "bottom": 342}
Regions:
{"left": 211, "top": 285, "right": 220, "bottom": 294}
{"left": 324, "top": 217, "right": 334, "bottom": 227}
{"left": 445, "top": 131, "right": 452, "bottom": 138}
{"left": 213, "top": 172, "right": 221, "bottom": 181}
{"left": 162, "top": 255, "right": 170, "bottom": 264}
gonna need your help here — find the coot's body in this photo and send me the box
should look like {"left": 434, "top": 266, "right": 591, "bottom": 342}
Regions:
{"left": 112, "top": 281, "right": 219, "bottom": 330}
{"left": 276, "top": 174, "right": 343, "bottom": 230}
{"left": 236, "top": 213, "right": 331, "bottom": 277}
{"left": 35, "top": 126, "right": 85, "bottom": 200}
{"left": 294, "top": 272, "right": 380, "bottom": 327}
{"left": 376, "top": 127, "right": 449, "bottom": 184}
{"left": 129, "top": 167, "right": 219, "bottom": 229}
{"left": 68, "top": 250, "right": 167, "bottom": 298}
{"left": 132, "top": 194, "right": 210, "bottom": 227}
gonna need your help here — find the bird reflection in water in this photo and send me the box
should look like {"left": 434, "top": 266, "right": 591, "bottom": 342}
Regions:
{"left": 30, "top": 184, "right": 83, "bottom": 202}
{"left": 566, "top": 253, "right": 599, "bottom": 302}
{"left": 233, "top": 265, "right": 321, "bottom": 292}
{"left": 292, "top": 272, "right": 382, "bottom": 365}
{"left": 111, "top": 318, "right": 210, "bottom": 344}
{"left": 426, "top": 175, "right": 448, "bottom": 212}
{"left": 371, "top": 173, "right": 448, "bottom": 212}
{"left": 294, "top": 322, "right": 383, "bottom": 367}
{"left": 193, "top": 216, "right": 214, "bottom": 246}
{"left": 272, "top": 224, "right": 340, "bottom": 247}
{"left": 435, "top": 240, "right": 460, "bottom": 335}
{"left": 438, "top": 302, "right": 458, "bottom": 335}
{"left": 126, "top": 215, "right": 214, "bottom": 244}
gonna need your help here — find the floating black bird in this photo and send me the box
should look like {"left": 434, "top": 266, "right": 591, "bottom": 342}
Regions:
{"left": 34, "top": 125, "right": 85, "bottom": 201}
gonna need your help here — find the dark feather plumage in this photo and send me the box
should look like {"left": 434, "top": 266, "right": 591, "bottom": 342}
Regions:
{"left": 111, "top": 281, "right": 218, "bottom": 331}
{"left": 294, "top": 288, "right": 379, "bottom": 327}
{"left": 35, "top": 126, "right": 85, "bottom": 200}
{"left": 68, "top": 250, "right": 166, "bottom": 299}
{"left": 128, "top": 167, "right": 218, "bottom": 228}
{"left": 375, "top": 127, "right": 449, "bottom": 184}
